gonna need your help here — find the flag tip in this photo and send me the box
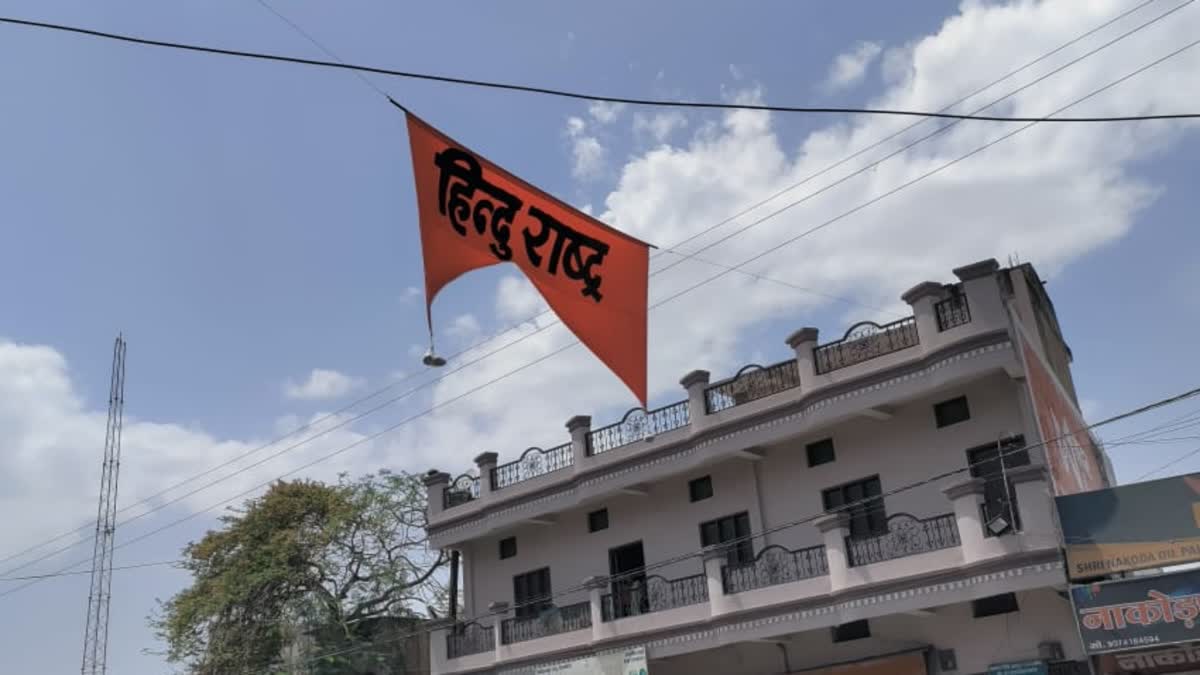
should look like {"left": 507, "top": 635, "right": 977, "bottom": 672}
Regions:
{"left": 422, "top": 347, "right": 447, "bottom": 368}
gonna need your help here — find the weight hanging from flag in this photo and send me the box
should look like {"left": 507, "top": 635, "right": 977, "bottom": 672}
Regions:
{"left": 395, "top": 100, "right": 651, "bottom": 406}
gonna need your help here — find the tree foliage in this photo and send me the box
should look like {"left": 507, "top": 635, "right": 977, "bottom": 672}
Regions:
{"left": 152, "top": 470, "right": 444, "bottom": 674}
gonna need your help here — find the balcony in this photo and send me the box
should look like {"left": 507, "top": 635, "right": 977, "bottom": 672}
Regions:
{"left": 844, "top": 513, "right": 960, "bottom": 567}
{"left": 600, "top": 573, "right": 709, "bottom": 621}
{"left": 445, "top": 622, "right": 494, "bottom": 659}
{"left": 491, "top": 444, "right": 573, "bottom": 491}
{"left": 704, "top": 359, "right": 801, "bottom": 414}
{"left": 721, "top": 544, "right": 828, "bottom": 594}
{"left": 587, "top": 400, "right": 691, "bottom": 456}
{"left": 500, "top": 601, "right": 591, "bottom": 645}
{"left": 813, "top": 317, "right": 919, "bottom": 375}
{"left": 935, "top": 294, "right": 972, "bottom": 331}
{"left": 443, "top": 474, "right": 479, "bottom": 510}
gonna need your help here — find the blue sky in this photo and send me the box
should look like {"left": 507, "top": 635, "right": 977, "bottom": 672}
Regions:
{"left": 1, "top": 1, "right": 1199, "bottom": 672}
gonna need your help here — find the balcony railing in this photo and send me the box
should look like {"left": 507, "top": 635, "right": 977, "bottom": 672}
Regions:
{"left": 587, "top": 401, "right": 691, "bottom": 456}
{"left": 500, "top": 601, "right": 592, "bottom": 645}
{"left": 445, "top": 622, "right": 494, "bottom": 659}
{"left": 935, "top": 294, "right": 971, "bottom": 331}
{"left": 600, "top": 573, "right": 708, "bottom": 621}
{"left": 443, "top": 473, "right": 480, "bottom": 510}
{"left": 813, "top": 317, "right": 919, "bottom": 375}
{"left": 491, "top": 444, "right": 573, "bottom": 491}
{"left": 704, "top": 359, "right": 802, "bottom": 413}
{"left": 721, "top": 544, "right": 828, "bottom": 594}
{"left": 845, "top": 513, "right": 960, "bottom": 567}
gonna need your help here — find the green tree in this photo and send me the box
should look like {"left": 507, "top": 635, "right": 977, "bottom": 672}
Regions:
{"left": 152, "top": 470, "right": 444, "bottom": 674}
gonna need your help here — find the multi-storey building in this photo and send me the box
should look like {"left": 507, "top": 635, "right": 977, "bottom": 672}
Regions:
{"left": 422, "top": 259, "right": 1105, "bottom": 675}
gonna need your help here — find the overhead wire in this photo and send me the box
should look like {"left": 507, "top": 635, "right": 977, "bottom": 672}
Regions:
{"left": 1, "top": 14, "right": 1199, "bottom": 123}
{"left": 3, "top": 9, "right": 1193, "bottom": 596}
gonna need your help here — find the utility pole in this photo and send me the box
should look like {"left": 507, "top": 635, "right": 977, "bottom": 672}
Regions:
{"left": 81, "top": 335, "right": 126, "bottom": 675}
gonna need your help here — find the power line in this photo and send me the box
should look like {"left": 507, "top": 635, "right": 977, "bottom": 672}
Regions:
{"left": 0, "top": 560, "right": 180, "bottom": 583}
{"left": 3, "top": 23, "right": 1193, "bottom": 598}
{"left": 287, "top": 383, "right": 1200, "bottom": 672}
{"left": 0, "top": 0, "right": 1172, "bottom": 574}
{"left": 2, "top": 14, "right": 1199, "bottom": 123}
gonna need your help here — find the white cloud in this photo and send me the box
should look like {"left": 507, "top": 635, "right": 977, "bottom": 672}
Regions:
{"left": 825, "top": 40, "right": 883, "bottom": 91}
{"left": 633, "top": 111, "right": 689, "bottom": 144}
{"left": 588, "top": 101, "right": 625, "bottom": 125}
{"left": 564, "top": 116, "right": 606, "bottom": 180}
{"left": 400, "top": 285, "right": 422, "bottom": 304}
{"left": 283, "top": 368, "right": 365, "bottom": 401}
{"left": 729, "top": 64, "right": 744, "bottom": 81}
{"left": 447, "top": 314, "right": 482, "bottom": 342}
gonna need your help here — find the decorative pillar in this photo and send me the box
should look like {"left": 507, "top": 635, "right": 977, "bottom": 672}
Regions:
{"left": 488, "top": 601, "right": 509, "bottom": 655}
{"left": 702, "top": 544, "right": 732, "bottom": 616}
{"left": 901, "top": 281, "right": 945, "bottom": 350}
{"left": 474, "top": 452, "right": 498, "bottom": 499}
{"left": 428, "top": 617, "right": 455, "bottom": 672}
{"left": 942, "top": 477, "right": 987, "bottom": 563}
{"left": 1009, "top": 465, "right": 1055, "bottom": 546}
{"left": 566, "top": 415, "right": 592, "bottom": 467}
{"left": 816, "top": 513, "right": 851, "bottom": 592}
{"left": 784, "top": 328, "right": 820, "bottom": 388}
{"left": 953, "top": 258, "right": 1003, "bottom": 328}
{"left": 583, "top": 575, "right": 610, "bottom": 641}
{"left": 423, "top": 470, "right": 450, "bottom": 519}
{"left": 680, "top": 370, "right": 711, "bottom": 430}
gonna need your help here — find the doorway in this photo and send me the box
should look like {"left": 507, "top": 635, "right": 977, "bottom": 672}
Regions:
{"left": 608, "top": 541, "right": 647, "bottom": 619}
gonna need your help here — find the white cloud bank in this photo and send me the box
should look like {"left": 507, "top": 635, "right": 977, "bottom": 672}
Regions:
{"left": 283, "top": 368, "right": 365, "bottom": 401}
{"left": 825, "top": 40, "right": 883, "bottom": 91}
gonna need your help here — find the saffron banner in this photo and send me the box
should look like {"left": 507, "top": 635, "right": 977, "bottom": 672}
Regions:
{"left": 403, "top": 108, "right": 650, "bottom": 405}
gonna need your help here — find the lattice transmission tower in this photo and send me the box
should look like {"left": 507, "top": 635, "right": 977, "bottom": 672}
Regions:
{"left": 81, "top": 335, "right": 126, "bottom": 675}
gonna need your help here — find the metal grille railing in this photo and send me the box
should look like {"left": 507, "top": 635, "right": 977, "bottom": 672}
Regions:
{"left": 445, "top": 622, "right": 494, "bottom": 659}
{"left": 500, "top": 601, "right": 592, "bottom": 644}
{"left": 935, "top": 294, "right": 972, "bottom": 331}
{"left": 600, "top": 573, "right": 709, "bottom": 621}
{"left": 443, "top": 473, "right": 479, "bottom": 509}
{"left": 491, "top": 444, "right": 573, "bottom": 490}
{"left": 813, "top": 317, "right": 919, "bottom": 374}
{"left": 587, "top": 401, "right": 691, "bottom": 455}
{"left": 845, "top": 513, "right": 960, "bottom": 567}
{"left": 722, "top": 544, "right": 827, "bottom": 594}
{"left": 704, "top": 359, "right": 802, "bottom": 413}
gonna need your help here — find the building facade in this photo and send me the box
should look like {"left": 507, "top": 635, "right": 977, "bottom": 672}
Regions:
{"left": 422, "top": 259, "right": 1103, "bottom": 675}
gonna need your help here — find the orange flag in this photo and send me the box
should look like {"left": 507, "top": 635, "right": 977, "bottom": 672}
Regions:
{"left": 400, "top": 106, "right": 650, "bottom": 406}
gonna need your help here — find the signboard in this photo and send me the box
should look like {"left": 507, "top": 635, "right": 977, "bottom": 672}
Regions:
{"left": 1057, "top": 473, "right": 1200, "bottom": 581}
{"left": 1071, "top": 568, "right": 1200, "bottom": 655}
{"left": 1097, "top": 642, "right": 1200, "bottom": 674}
{"left": 1011, "top": 311, "right": 1107, "bottom": 495}
{"left": 532, "top": 645, "right": 647, "bottom": 675}
{"left": 989, "top": 661, "right": 1049, "bottom": 675}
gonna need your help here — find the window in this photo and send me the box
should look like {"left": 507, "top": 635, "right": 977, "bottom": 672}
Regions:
{"left": 832, "top": 619, "right": 871, "bottom": 642}
{"left": 973, "top": 592, "right": 1020, "bottom": 618}
{"left": 700, "top": 512, "right": 754, "bottom": 566}
{"left": 499, "top": 536, "right": 517, "bottom": 560}
{"left": 512, "top": 568, "right": 552, "bottom": 620}
{"left": 588, "top": 508, "right": 609, "bottom": 533}
{"left": 967, "top": 436, "right": 1029, "bottom": 535}
{"left": 934, "top": 396, "right": 971, "bottom": 428}
{"left": 806, "top": 438, "right": 836, "bottom": 467}
{"left": 689, "top": 475, "right": 713, "bottom": 502}
{"left": 822, "top": 476, "right": 886, "bottom": 539}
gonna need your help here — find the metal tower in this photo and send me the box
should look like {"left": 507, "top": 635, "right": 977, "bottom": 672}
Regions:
{"left": 81, "top": 336, "right": 126, "bottom": 675}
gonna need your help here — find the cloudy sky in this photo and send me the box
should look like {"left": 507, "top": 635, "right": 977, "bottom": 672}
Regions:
{"left": 2, "top": 0, "right": 1200, "bottom": 671}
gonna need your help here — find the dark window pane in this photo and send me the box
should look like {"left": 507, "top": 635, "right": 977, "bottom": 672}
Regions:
{"left": 699, "top": 512, "right": 754, "bottom": 565}
{"left": 973, "top": 592, "right": 1019, "bottom": 618}
{"left": 832, "top": 620, "right": 871, "bottom": 642}
{"left": 689, "top": 475, "right": 714, "bottom": 502}
{"left": 935, "top": 396, "right": 971, "bottom": 428}
{"left": 513, "top": 568, "right": 552, "bottom": 620}
{"left": 824, "top": 477, "right": 887, "bottom": 539}
{"left": 700, "top": 521, "right": 719, "bottom": 548}
{"left": 806, "top": 438, "right": 836, "bottom": 467}
{"left": 499, "top": 536, "right": 517, "bottom": 560}
{"left": 588, "top": 508, "right": 609, "bottom": 533}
